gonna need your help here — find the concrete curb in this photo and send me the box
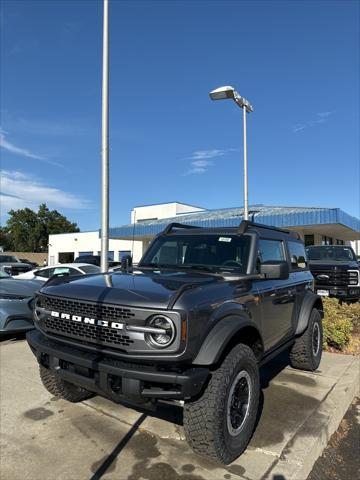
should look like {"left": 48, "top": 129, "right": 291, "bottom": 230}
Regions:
{"left": 264, "top": 355, "right": 360, "bottom": 479}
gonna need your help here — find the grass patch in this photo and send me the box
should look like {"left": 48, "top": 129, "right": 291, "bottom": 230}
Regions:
{"left": 322, "top": 298, "right": 359, "bottom": 353}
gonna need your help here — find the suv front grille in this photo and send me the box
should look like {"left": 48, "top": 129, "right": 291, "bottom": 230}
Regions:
{"left": 312, "top": 269, "right": 351, "bottom": 287}
{"left": 38, "top": 295, "right": 136, "bottom": 348}
{"left": 43, "top": 316, "right": 134, "bottom": 347}
{"left": 6, "top": 266, "right": 31, "bottom": 275}
{"left": 40, "top": 296, "right": 135, "bottom": 321}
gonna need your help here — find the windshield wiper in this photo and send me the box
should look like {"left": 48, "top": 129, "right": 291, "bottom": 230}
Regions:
{"left": 137, "top": 263, "right": 177, "bottom": 270}
{"left": 137, "top": 263, "right": 222, "bottom": 276}
{"left": 184, "top": 264, "right": 214, "bottom": 273}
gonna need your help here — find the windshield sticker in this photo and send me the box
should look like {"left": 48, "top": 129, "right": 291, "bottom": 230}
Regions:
{"left": 218, "top": 237, "right": 232, "bottom": 242}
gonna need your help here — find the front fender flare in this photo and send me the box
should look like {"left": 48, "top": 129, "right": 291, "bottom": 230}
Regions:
{"left": 295, "top": 292, "right": 323, "bottom": 336}
{"left": 192, "top": 315, "right": 259, "bottom": 366}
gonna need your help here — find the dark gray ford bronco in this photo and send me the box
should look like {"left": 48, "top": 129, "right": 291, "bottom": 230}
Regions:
{"left": 27, "top": 221, "right": 323, "bottom": 464}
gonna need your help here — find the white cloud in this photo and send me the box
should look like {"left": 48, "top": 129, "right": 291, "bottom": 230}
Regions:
{"left": 0, "top": 170, "right": 91, "bottom": 216}
{"left": 317, "top": 111, "right": 333, "bottom": 118}
{"left": 192, "top": 159, "right": 212, "bottom": 168}
{"left": 183, "top": 148, "right": 237, "bottom": 175}
{"left": 188, "top": 149, "right": 237, "bottom": 160}
{"left": 293, "top": 111, "right": 335, "bottom": 133}
{"left": 0, "top": 128, "right": 62, "bottom": 166}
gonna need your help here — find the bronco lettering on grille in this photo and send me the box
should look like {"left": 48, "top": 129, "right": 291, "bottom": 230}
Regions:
{"left": 50, "top": 311, "right": 124, "bottom": 330}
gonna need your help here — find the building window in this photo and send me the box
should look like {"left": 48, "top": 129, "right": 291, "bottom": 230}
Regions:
{"left": 118, "top": 250, "right": 131, "bottom": 260}
{"left": 79, "top": 251, "right": 93, "bottom": 256}
{"left": 322, "top": 236, "right": 333, "bottom": 245}
{"left": 98, "top": 251, "right": 114, "bottom": 260}
{"left": 58, "top": 252, "right": 74, "bottom": 263}
{"left": 288, "top": 241, "right": 308, "bottom": 270}
{"left": 304, "top": 234, "right": 315, "bottom": 246}
{"left": 336, "top": 239, "right": 344, "bottom": 245}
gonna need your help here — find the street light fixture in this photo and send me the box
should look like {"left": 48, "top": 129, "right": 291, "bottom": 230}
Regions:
{"left": 209, "top": 85, "right": 253, "bottom": 220}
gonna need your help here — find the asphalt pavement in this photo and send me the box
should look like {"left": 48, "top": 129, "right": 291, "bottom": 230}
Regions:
{"left": 0, "top": 338, "right": 358, "bottom": 480}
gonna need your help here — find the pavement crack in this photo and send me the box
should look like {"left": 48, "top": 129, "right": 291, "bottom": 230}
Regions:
{"left": 82, "top": 401, "right": 138, "bottom": 429}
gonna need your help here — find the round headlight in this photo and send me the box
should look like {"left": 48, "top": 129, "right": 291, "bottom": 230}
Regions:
{"left": 145, "top": 315, "right": 176, "bottom": 349}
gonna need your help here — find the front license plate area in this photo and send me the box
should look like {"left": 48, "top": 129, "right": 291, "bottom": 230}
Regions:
{"left": 317, "top": 289, "right": 329, "bottom": 296}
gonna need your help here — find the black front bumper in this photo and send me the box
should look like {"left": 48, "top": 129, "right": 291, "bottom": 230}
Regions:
{"left": 316, "top": 285, "right": 360, "bottom": 301}
{"left": 27, "top": 330, "right": 209, "bottom": 403}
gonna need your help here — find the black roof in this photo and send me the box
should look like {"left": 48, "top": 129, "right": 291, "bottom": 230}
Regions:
{"left": 162, "top": 220, "right": 301, "bottom": 240}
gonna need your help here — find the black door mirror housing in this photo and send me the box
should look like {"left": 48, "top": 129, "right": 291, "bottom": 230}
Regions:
{"left": 260, "top": 261, "right": 289, "bottom": 280}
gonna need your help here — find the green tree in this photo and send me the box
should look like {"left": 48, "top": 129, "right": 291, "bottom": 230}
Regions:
{"left": 0, "top": 227, "right": 12, "bottom": 251}
{"left": 3, "top": 204, "right": 79, "bottom": 252}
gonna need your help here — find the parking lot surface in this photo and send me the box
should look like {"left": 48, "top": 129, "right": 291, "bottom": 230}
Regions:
{"left": 1, "top": 339, "right": 358, "bottom": 480}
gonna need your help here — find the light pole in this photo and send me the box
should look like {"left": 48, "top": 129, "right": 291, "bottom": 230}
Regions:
{"left": 100, "top": 0, "right": 109, "bottom": 272}
{"left": 209, "top": 86, "right": 253, "bottom": 221}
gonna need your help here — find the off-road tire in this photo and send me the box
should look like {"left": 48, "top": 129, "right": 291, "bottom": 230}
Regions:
{"left": 40, "top": 366, "right": 93, "bottom": 402}
{"left": 183, "top": 344, "right": 260, "bottom": 464}
{"left": 289, "top": 308, "right": 322, "bottom": 371}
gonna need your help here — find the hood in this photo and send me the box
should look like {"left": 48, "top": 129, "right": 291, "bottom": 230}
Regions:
{"left": 0, "top": 262, "right": 31, "bottom": 268}
{"left": 308, "top": 260, "right": 359, "bottom": 271}
{"left": 40, "top": 270, "right": 219, "bottom": 309}
{"left": 0, "top": 278, "right": 42, "bottom": 297}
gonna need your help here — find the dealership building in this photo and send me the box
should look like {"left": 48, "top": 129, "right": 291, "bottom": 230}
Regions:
{"left": 48, "top": 202, "right": 360, "bottom": 265}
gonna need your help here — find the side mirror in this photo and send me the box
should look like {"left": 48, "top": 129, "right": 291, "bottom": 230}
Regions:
{"left": 260, "top": 261, "right": 289, "bottom": 280}
{"left": 121, "top": 255, "right": 133, "bottom": 271}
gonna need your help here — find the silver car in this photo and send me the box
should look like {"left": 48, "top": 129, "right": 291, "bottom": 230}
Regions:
{"left": 0, "top": 271, "right": 41, "bottom": 336}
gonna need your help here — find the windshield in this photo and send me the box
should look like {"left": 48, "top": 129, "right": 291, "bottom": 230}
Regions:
{"left": 0, "top": 255, "right": 19, "bottom": 263}
{"left": 306, "top": 246, "right": 356, "bottom": 262}
{"left": 140, "top": 234, "right": 251, "bottom": 273}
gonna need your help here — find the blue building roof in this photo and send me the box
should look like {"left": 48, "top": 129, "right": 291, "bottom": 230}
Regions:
{"left": 109, "top": 205, "right": 360, "bottom": 239}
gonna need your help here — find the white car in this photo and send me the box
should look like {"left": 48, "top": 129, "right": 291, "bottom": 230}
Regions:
{"left": 15, "top": 263, "right": 101, "bottom": 282}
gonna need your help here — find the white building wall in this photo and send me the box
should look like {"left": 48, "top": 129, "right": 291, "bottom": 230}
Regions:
{"left": 48, "top": 231, "right": 143, "bottom": 265}
{"left": 131, "top": 202, "right": 204, "bottom": 223}
{"left": 350, "top": 240, "right": 360, "bottom": 256}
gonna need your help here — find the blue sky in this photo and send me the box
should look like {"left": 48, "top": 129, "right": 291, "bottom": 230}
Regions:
{"left": 1, "top": 0, "right": 359, "bottom": 230}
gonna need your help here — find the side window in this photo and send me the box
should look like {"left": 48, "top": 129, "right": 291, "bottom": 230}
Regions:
{"left": 53, "top": 267, "right": 70, "bottom": 275}
{"left": 288, "top": 241, "right": 308, "bottom": 270}
{"left": 34, "top": 268, "right": 51, "bottom": 278}
{"left": 258, "top": 239, "right": 285, "bottom": 265}
{"left": 68, "top": 268, "right": 81, "bottom": 276}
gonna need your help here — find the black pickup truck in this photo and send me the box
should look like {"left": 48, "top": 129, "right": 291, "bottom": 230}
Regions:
{"left": 306, "top": 245, "right": 360, "bottom": 303}
{"left": 27, "top": 221, "right": 323, "bottom": 464}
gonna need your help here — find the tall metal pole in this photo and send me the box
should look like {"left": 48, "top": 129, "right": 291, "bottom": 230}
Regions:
{"left": 100, "top": 0, "right": 109, "bottom": 272}
{"left": 243, "top": 106, "right": 248, "bottom": 221}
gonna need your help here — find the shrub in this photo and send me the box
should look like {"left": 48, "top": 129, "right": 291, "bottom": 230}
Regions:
{"left": 343, "top": 301, "right": 360, "bottom": 335}
{"left": 322, "top": 298, "right": 355, "bottom": 350}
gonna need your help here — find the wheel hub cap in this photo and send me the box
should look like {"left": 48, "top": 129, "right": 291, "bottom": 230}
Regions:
{"left": 226, "top": 370, "right": 251, "bottom": 436}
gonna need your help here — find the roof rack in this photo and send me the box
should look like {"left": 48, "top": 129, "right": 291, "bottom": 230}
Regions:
{"left": 162, "top": 220, "right": 300, "bottom": 239}
{"left": 163, "top": 222, "right": 200, "bottom": 235}
{"left": 238, "top": 220, "right": 300, "bottom": 239}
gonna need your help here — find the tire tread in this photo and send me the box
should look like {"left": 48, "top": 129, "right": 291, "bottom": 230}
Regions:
{"left": 40, "top": 366, "right": 93, "bottom": 403}
{"left": 183, "top": 344, "right": 259, "bottom": 464}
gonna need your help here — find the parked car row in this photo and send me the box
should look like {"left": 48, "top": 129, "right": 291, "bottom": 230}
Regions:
{"left": 16, "top": 263, "right": 100, "bottom": 282}
{"left": 74, "top": 254, "right": 121, "bottom": 268}
{"left": 0, "top": 261, "right": 100, "bottom": 336}
{"left": 2, "top": 245, "right": 358, "bottom": 338}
